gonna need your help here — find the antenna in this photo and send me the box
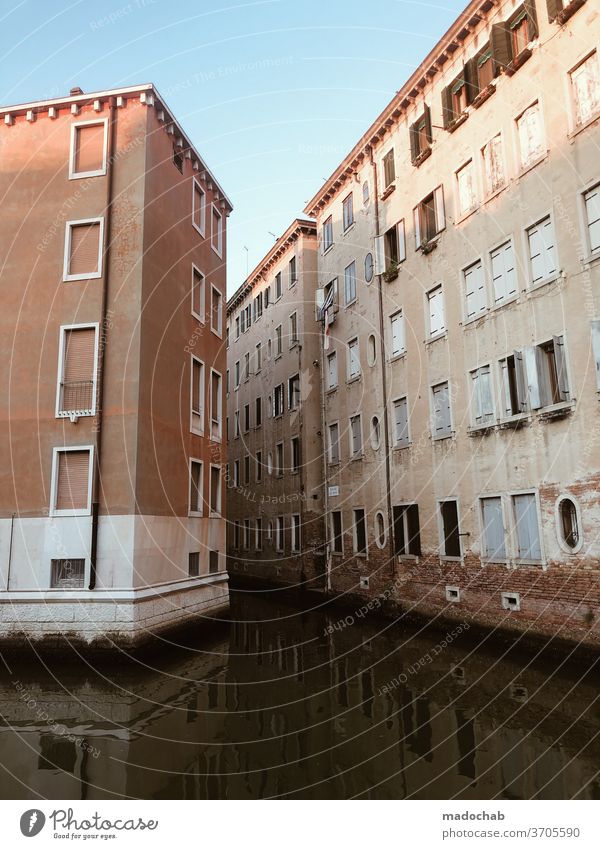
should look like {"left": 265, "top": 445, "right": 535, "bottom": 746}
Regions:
{"left": 268, "top": 231, "right": 278, "bottom": 242}
{"left": 243, "top": 246, "right": 249, "bottom": 277}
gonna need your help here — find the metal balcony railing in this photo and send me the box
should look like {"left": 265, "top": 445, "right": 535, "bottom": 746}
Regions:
{"left": 58, "top": 380, "right": 94, "bottom": 415}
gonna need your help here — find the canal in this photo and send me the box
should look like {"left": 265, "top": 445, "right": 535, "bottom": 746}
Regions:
{"left": 0, "top": 590, "right": 598, "bottom": 799}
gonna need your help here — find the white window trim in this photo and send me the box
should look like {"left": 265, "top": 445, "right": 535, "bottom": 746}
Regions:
{"left": 209, "top": 464, "right": 222, "bottom": 517}
{"left": 190, "top": 354, "right": 205, "bottom": 436}
{"left": 392, "top": 396, "right": 410, "bottom": 448}
{"left": 209, "top": 368, "right": 223, "bottom": 443}
{"left": 509, "top": 488, "right": 545, "bottom": 566}
{"left": 191, "top": 263, "right": 206, "bottom": 322}
{"left": 436, "top": 498, "right": 462, "bottom": 561}
{"left": 211, "top": 203, "right": 223, "bottom": 257}
{"left": 348, "top": 413, "right": 363, "bottom": 459}
{"left": 210, "top": 284, "right": 223, "bottom": 338}
{"left": 50, "top": 445, "right": 94, "bottom": 517}
{"left": 554, "top": 493, "right": 584, "bottom": 555}
{"left": 578, "top": 177, "right": 600, "bottom": 263}
{"left": 513, "top": 98, "right": 548, "bottom": 175}
{"left": 330, "top": 511, "right": 344, "bottom": 555}
{"left": 374, "top": 510, "right": 387, "bottom": 549}
{"left": 461, "top": 255, "right": 489, "bottom": 326}
{"left": 328, "top": 420, "right": 340, "bottom": 464}
{"left": 352, "top": 506, "right": 369, "bottom": 556}
{"left": 347, "top": 337, "right": 361, "bottom": 381}
{"left": 291, "top": 513, "right": 301, "bottom": 552}
{"left": 425, "top": 282, "right": 446, "bottom": 340}
{"left": 188, "top": 458, "right": 204, "bottom": 517}
{"left": 430, "top": 380, "right": 453, "bottom": 440}
{"left": 487, "top": 233, "right": 519, "bottom": 310}
{"left": 63, "top": 217, "right": 104, "bottom": 281}
{"left": 68, "top": 117, "right": 109, "bottom": 179}
{"left": 521, "top": 209, "right": 561, "bottom": 289}
{"left": 478, "top": 492, "right": 508, "bottom": 564}
{"left": 192, "top": 178, "right": 206, "bottom": 236}
{"left": 55, "top": 322, "right": 99, "bottom": 419}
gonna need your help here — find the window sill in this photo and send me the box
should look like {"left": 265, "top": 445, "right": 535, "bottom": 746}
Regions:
{"left": 393, "top": 443, "right": 410, "bottom": 451}
{"left": 353, "top": 552, "right": 369, "bottom": 558}
{"left": 350, "top": 454, "right": 364, "bottom": 462}
{"left": 497, "top": 413, "right": 530, "bottom": 430}
{"left": 569, "top": 111, "right": 600, "bottom": 141}
{"left": 326, "top": 386, "right": 338, "bottom": 395}
{"left": 517, "top": 151, "right": 549, "bottom": 180}
{"left": 554, "top": 0, "right": 587, "bottom": 25}
{"left": 471, "top": 82, "right": 496, "bottom": 110}
{"left": 380, "top": 183, "right": 396, "bottom": 201}
{"left": 537, "top": 400, "right": 575, "bottom": 421}
{"left": 481, "top": 558, "right": 509, "bottom": 566}
{"left": 389, "top": 352, "right": 406, "bottom": 364}
{"left": 491, "top": 293, "right": 519, "bottom": 314}
{"left": 446, "top": 112, "right": 468, "bottom": 133}
{"left": 397, "top": 554, "right": 419, "bottom": 562}
{"left": 526, "top": 273, "right": 562, "bottom": 294}
{"left": 344, "top": 299, "right": 357, "bottom": 309}
{"left": 467, "top": 422, "right": 495, "bottom": 436}
{"left": 581, "top": 251, "right": 600, "bottom": 270}
{"left": 440, "top": 555, "right": 462, "bottom": 563}
{"left": 328, "top": 460, "right": 340, "bottom": 467}
{"left": 483, "top": 183, "right": 509, "bottom": 205}
{"left": 425, "top": 330, "right": 447, "bottom": 346}
{"left": 455, "top": 205, "right": 479, "bottom": 226}
{"left": 462, "top": 309, "right": 489, "bottom": 329}
{"left": 412, "top": 147, "right": 432, "bottom": 168}
{"left": 432, "top": 432, "right": 454, "bottom": 442}
{"left": 342, "top": 222, "right": 356, "bottom": 236}
{"left": 323, "top": 244, "right": 334, "bottom": 256}
{"left": 346, "top": 375, "right": 362, "bottom": 385}
{"left": 505, "top": 45, "right": 533, "bottom": 77}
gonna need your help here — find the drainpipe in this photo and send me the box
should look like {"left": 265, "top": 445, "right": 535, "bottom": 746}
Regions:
{"left": 89, "top": 96, "right": 117, "bottom": 590}
{"left": 318, "top": 323, "right": 332, "bottom": 593}
{"left": 369, "top": 144, "right": 395, "bottom": 584}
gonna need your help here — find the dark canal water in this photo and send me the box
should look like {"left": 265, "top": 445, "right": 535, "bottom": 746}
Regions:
{"left": 0, "top": 590, "right": 599, "bottom": 799}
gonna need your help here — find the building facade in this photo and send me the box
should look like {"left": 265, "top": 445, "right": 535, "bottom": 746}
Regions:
{"left": 226, "top": 220, "right": 326, "bottom": 589}
{"left": 0, "top": 84, "right": 231, "bottom": 644}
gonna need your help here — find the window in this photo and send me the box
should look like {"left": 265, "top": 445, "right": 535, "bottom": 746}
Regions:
{"left": 51, "top": 447, "right": 93, "bottom": 516}
{"left": 490, "top": 240, "right": 517, "bottom": 303}
{"left": 440, "top": 501, "right": 461, "bottom": 557}
{"left": 172, "top": 146, "right": 184, "bottom": 174}
{"left": 243, "top": 352, "right": 250, "bottom": 381}
{"left": 482, "top": 134, "right": 505, "bottom": 195}
{"left": 516, "top": 102, "right": 544, "bottom": 169}
{"left": 511, "top": 9, "right": 531, "bottom": 57}
{"left": 192, "top": 179, "right": 206, "bottom": 235}
{"left": 275, "top": 325, "right": 282, "bottom": 356}
{"left": 190, "top": 356, "right": 205, "bottom": 435}
{"left": 267, "top": 452, "right": 273, "bottom": 475}
{"left": 342, "top": 193, "right": 354, "bottom": 231}
{"left": 56, "top": 325, "right": 97, "bottom": 417}
{"left": 63, "top": 218, "right": 103, "bottom": 281}
{"left": 347, "top": 338, "right": 360, "bottom": 379}
{"left": 209, "top": 551, "right": 219, "bottom": 574}
{"left": 512, "top": 493, "right": 542, "bottom": 561}
{"left": 344, "top": 261, "right": 357, "bottom": 305}
{"left": 191, "top": 266, "right": 205, "bottom": 321}
{"left": 211, "top": 286, "right": 223, "bottom": 337}
{"left": 275, "top": 272, "right": 283, "bottom": 300}
{"left": 209, "top": 466, "right": 221, "bottom": 515}
{"left": 523, "top": 336, "right": 570, "bottom": 409}
{"left": 380, "top": 220, "right": 406, "bottom": 272}
{"left": 367, "top": 334, "right": 377, "bottom": 367}
{"left": 414, "top": 187, "right": 445, "bottom": 247}
{"left": 382, "top": 148, "right": 395, "bottom": 189}
{"left": 235, "top": 316, "right": 240, "bottom": 339}
{"left": 326, "top": 351, "right": 338, "bottom": 390}
{"left": 273, "top": 383, "right": 284, "bottom": 417}
{"left": 375, "top": 512, "right": 386, "bottom": 548}
{"left": 349, "top": 414, "right": 362, "bottom": 457}
{"left": 456, "top": 161, "right": 476, "bottom": 217}
{"left": 432, "top": 382, "right": 452, "bottom": 438}
{"left": 499, "top": 353, "right": 527, "bottom": 417}
{"left": 233, "top": 459, "right": 240, "bottom": 487}
{"left": 558, "top": 497, "right": 580, "bottom": 551}
{"left": 427, "top": 285, "right": 445, "bottom": 337}
{"left": 234, "top": 361, "right": 240, "bottom": 389}
{"left": 255, "top": 519, "right": 263, "bottom": 551}
{"left": 464, "top": 259, "right": 487, "bottom": 319}
{"left": 470, "top": 365, "right": 495, "bottom": 426}
{"left": 243, "top": 519, "right": 251, "bottom": 550}
{"left": 264, "top": 286, "right": 270, "bottom": 308}
{"left": 481, "top": 497, "right": 506, "bottom": 560}
{"left": 255, "top": 396, "right": 262, "bottom": 428}
{"left": 256, "top": 342, "right": 262, "bottom": 373}
{"left": 289, "top": 255, "right": 297, "bottom": 286}
{"left": 188, "top": 552, "right": 200, "bottom": 577}
{"left": 291, "top": 514, "right": 301, "bottom": 552}
{"left": 244, "top": 455, "right": 250, "bottom": 486}
{"left": 256, "top": 450, "right": 263, "bottom": 483}
{"left": 323, "top": 216, "right": 333, "bottom": 252}
{"left": 330, "top": 511, "right": 343, "bottom": 554}
{"left": 592, "top": 320, "right": 600, "bottom": 389}
{"left": 527, "top": 216, "right": 557, "bottom": 284}
{"left": 233, "top": 520, "right": 240, "bottom": 549}
{"left": 209, "top": 370, "right": 222, "bottom": 440}
{"left": 442, "top": 72, "right": 469, "bottom": 127}
{"left": 393, "top": 397, "right": 409, "bottom": 447}
{"left": 289, "top": 312, "right": 298, "bottom": 346}
{"left": 51, "top": 558, "right": 85, "bottom": 589}
{"left": 211, "top": 205, "right": 223, "bottom": 256}
{"left": 288, "top": 374, "right": 300, "bottom": 410}
{"left": 328, "top": 422, "right": 340, "bottom": 464}
{"left": 189, "top": 459, "right": 203, "bottom": 516}
{"left": 70, "top": 119, "right": 107, "bottom": 178}
{"left": 571, "top": 52, "right": 600, "bottom": 127}
{"left": 370, "top": 415, "right": 381, "bottom": 450}
{"left": 291, "top": 437, "right": 300, "bottom": 473}
{"left": 583, "top": 183, "right": 600, "bottom": 256}
{"left": 275, "top": 443, "right": 284, "bottom": 477}
{"left": 476, "top": 47, "right": 495, "bottom": 91}
{"left": 409, "top": 105, "right": 432, "bottom": 164}
{"left": 275, "top": 517, "right": 284, "bottom": 552}
{"left": 353, "top": 508, "right": 367, "bottom": 554}
{"left": 253, "top": 292, "right": 263, "bottom": 322}
{"left": 243, "top": 403, "right": 250, "bottom": 433}
{"left": 393, "top": 505, "right": 421, "bottom": 556}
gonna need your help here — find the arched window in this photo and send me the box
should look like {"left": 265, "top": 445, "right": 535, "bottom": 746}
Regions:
{"left": 370, "top": 415, "right": 381, "bottom": 450}
{"left": 367, "top": 334, "right": 377, "bottom": 366}
{"left": 375, "top": 511, "right": 386, "bottom": 548}
{"left": 559, "top": 498, "right": 579, "bottom": 550}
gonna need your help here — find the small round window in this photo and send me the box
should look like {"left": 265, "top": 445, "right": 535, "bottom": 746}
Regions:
{"left": 370, "top": 416, "right": 381, "bottom": 450}
{"left": 367, "top": 334, "right": 377, "bottom": 367}
{"left": 558, "top": 496, "right": 581, "bottom": 552}
{"left": 365, "top": 252, "right": 374, "bottom": 284}
{"left": 375, "top": 511, "right": 386, "bottom": 548}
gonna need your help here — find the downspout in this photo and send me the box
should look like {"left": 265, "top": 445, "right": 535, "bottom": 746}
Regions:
{"left": 89, "top": 96, "right": 117, "bottom": 590}
{"left": 369, "top": 144, "right": 395, "bottom": 584}
{"left": 318, "top": 322, "right": 332, "bottom": 593}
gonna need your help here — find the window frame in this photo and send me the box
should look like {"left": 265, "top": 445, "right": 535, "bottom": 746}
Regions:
{"left": 189, "top": 354, "right": 205, "bottom": 436}
{"left": 392, "top": 396, "right": 410, "bottom": 448}
{"left": 510, "top": 489, "right": 544, "bottom": 564}
{"left": 349, "top": 413, "right": 363, "bottom": 459}
{"left": 191, "top": 263, "right": 206, "bottom": 322}
{"left": 291, "top": 513, "right": 301, "bottom": 552}
{"left": 569, "top": 49, "right": 600, "bottom": 131}
{"left": 479, "top": 494, "right": 508, "bottom": 563}
{"left": 328, "top": 420, "right": 340, "bottom": 465}
{"left": 426, "top": 283, "right": 446, "bottom": 339}
{"left": 55, "top": 322, "right": 99, "bottom": 419}
{"left": 69, "top": 117, "right": 109, "bottom": 180}
{"left": 437, "top": 498, "right": 463, "bottom": 560}
{"left": 347, "top": 337, "right": 361, "bottom": 380}
{"left": 342, "top": 192, "right": 354, "bottom": 232}
{"left": 514, "top": 99, "right": 546, "bottom": 173}
{"left": 188, "top": 457, "right": 204, "bottom": 518}
{"left": 323, "top": 216, "right": 334, "bottom": 253}
{"left": 210, "top": 284, "right": 223, "bottom": 338}
{"left": 211, "top": 203, "right": 223, "bottom": 257}
{"left": 63, "top": 217, "right": 105, "bottom": 282}
{"left": 192, "top": 178, "right": 206, "bottom": 236}
{"left": 49, "top": 445, "right": 94, "bottom": 518}
{"left": 352, "top": 507, "right": 368, "bottom": 556}
{"left": 430, "top": 380, "right": 453, "bottom": 440}
{"left": 209, "top": 368, "right": 223, "bottom": 442}
{"left": 209, "top": 464, "right": 222, "bottom": 517}
{"left": 523, "top": 212, "right": 559, "bottom": 288}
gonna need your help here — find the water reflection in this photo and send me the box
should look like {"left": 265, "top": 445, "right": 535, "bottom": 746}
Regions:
{"left": 0, "top": 591, "right": 598, "bottom": 800}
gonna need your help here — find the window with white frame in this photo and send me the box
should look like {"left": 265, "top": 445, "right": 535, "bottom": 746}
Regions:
{"left": 570, "top": 51, "right": 600, "bottom": 127}
{"left": 414, "top": 186, "right": 445, "bottom": 247}
{"left": 255, "top": 396, "right": 262, "bottom": 428}
{"left": 189, "top": 459, "right": 203, "bottom": 516}
{"left": 288, "top": 374, "right": 300, "bottom": 410}
{"left": 347, "top": 338, "right": 360, "bottom": 379}
{"left": 353, "top": 508, "right": 367, "bottom": 554}
{"left": 190, "top": 355, "right": 205, "bottom": 435}
{"left": 291, "top": 514, "right": 301, "bottom": 552}
{"left": 51, "top": 446, "right": 93, "bottom": 516}
{"left": 211, "top": 205, "right": 223, "bottom": 255}
{"left": 70, "top": 119, "right": 108, "bottom": 178}
{"left": 211, "top": 286, "right": 223, "bottom": 337}
{"left": 439, "top": 500, "right": 461, "bottom": 558}
{"left": 389, "top": 311, "right": 405, "bottom": 357}
{"left": 243, "top": 403, "right": 250, "bottom": 433}
{"left": 480, "top": 496, "right": 506, "bottom": 560}
{"left": 456, "top": 160, "right": 476, "bottom": 216}
{"left": 234, "top": 360, "right": 240, "bottom": 389}
{"left": 342, "top": 193, "right": 354, "bottom": 231}
{"left": 464, "top": 259, "right": 487, "bottom": 318}
{"left": 275, "top": 516, "right": 284, "bottom": 552}
{"left": 512, "top": 493, "right": 542, "bottom": 561}
{"left": 349, "top": 414, "right": 362, "bottom": 457}
{"left": 191, "top": 265, "right": 205, "bottom": 321}
{"left": 427, "top": 284, "right": 445, "bottom": 337}
{"left": 526, "top": 216, "right": 557, "bottom": 284}
{"left": 326, "top": 351, "right": 338, "bottom": 390}
{"left": 209, "top": 370, "right": 222, "bottom": 440}
{"left": 516, "top": 102, "right": 544, "bottom": 170}
{"left": 393, "top": 504, "right": 421, "bottom": 556}
{"left": 344, "top": 260, "right": 357, "bottom": 305}
{"left": 323, "top": 216, "right": 333, "bottom": 252}
{"left": 328, "top": 422, "right": 340, "bottom": 464}
{"left": 56, "top": 324, "right": 98, "bottom": 417}
{"left": 209, "top": 465, "right": 222, "bottom": 516}
{"left": 499, "top": 352, "right": 527, "bottom": 417}
{"left": 63, "top": 218, "right": 103, "bottom": 281}
{"left": 289, "top": 312, "right": 298, "bottom": 345}
{"left": 481, "top": 134, "right": 505, "bottom": 195}
{"left": 490, "top": 240, "right": 517, "bottom": 304}
{"left": 432, "top": 381, "right": 452, "bottom": 438}
{"left": 522, "top": 335, "right": 570, "bottom": 409}
{"left": 51, "top": 558, "right": 85, "bottom": 589}
{"left": 393, "top": 397, "right": 409, "bottom": 447}
{"left": 273, "top": 383, "right": 284, "bottom": 417}
{"left": 583, "top": 183, "right": 600, "bottom": 256}
{"left": 255, "top": 342, "right": 262, "bottom": 372}
{"left": 192, "top": 179, "right": 206, "bottom": 235}
{"left": 470, "top": 365, "right": 494, "bottom": 426}
{"left": 243, "top": 352, "right": 250, "bottom": 381}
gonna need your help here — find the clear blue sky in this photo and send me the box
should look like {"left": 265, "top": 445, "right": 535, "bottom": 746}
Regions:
{"left": 2, "top": 0, "right": 464, "bottom": 294}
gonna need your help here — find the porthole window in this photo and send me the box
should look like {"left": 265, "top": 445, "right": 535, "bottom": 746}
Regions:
{"left": 365, "top": 252, "right": 374, "bottom": 283}
{"left": 375, "top": 511, "right": 386, "bottom": 548}
{"left": 370, "top": 416, "right": 381, "bottom": 450}
{"left": 555, "top": 495, "right": 582, "bottom": 554}
{"left": 367, "top": 334, "right": 377, "bottom": 366}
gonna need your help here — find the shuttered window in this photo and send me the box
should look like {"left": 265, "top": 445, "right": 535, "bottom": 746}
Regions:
{"left": 58, "top": 326, "right": 96, "bottom": 414}
{"left": 291, "top": 515, "right": 301, "bottom": 552}
{"left": 348, "top": 339, "right": 360, "bottom": 378}
{"left": 427, "top": 285, "right": 445, "bottom": 336}
{"left": 570, "top": 51, "right": 600, "bottom": 126}
{"left": 482, "top": 134, "right": 505, "bottom": 194}
{"left": 471, "top": 365, "right": 495, "bottom": 425}
{"left": 326, "top": 351, "right": 338, "bottom": 389}
{"left": 72, "top": 122, "right": 106, "bottom": 175}
{"left": 328, "top": 423, "right": 340, "bottom": 463}
{"left": 344, "top": 261, "right": 357, "bottom": 305}
{"left": 584, "top": 184, "right": 600, "bottom": 255}
{"left": 527, "top": 216, "right": 557, "bottom": 283}
{"left": 212, "top": 206, "right": 223, "bottom": 255}
{"left": 190, "top": 356, "right": 204, "bottom": 434}
{"left": 512, "top": 493, "right": 541, "bottom": 560}
{"left": 209, "top": 551, "right": 220, "bottom": 573}
{"left": 390, "top": 311, "right": 405, "bottom": 356}
{"left": 456, "top": 161, "right": 476, "bottom": 216}
{"left": 490, "top": 240, "right": 517, "bottom": 303}
{"left": 393, "top": 397, "right": 409, "bottom": 447}
{"left": 350, "top": 415, "right": 362, "bottom": 456}
{"left": 382, "top": 149, "right": 395, "bottom": 189}
{"left": 523, "top": 336, "right": 569, "bottom": 408}
{"left": 192, "top": 267, "right": 205, "bottom": 320}
{"left": 432, "top": 381, "right": 452, "bottom": 438}
{"left": 66, "top": 220, "right": 102, "bottom": 278}
{"left": 517, "top": 102, "right": 544, "bottom": 169}
{"left": 481, "top": 497, "right": 506, "bottom": 560}
{"left": 393, "top": 505, "right": 421, "bottom": 556}
{"left": 189, "top": 460, "right": 203, "bottom": 514}
{"left": 54, "top": 449, "right": 91, "bottom": 512}
{"left": 464, "top": 260, "right": 487, "bottom": 318}
{"left": 500, "top": 353, "right": 527, "bottom": 417}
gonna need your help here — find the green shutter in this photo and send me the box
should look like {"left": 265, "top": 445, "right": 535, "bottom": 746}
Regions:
{"left": 545, "top": 0, "right": 562, "bottom": 19}
{"left": 491, "top": 23, "right": 512, "bottom": 72}
{"left": 525, "top": 0, "right": 539, "bottom": 36}
{"left": 463, "top": 58, "right": 477, "bottom": 103}
{"left": 441, "top": 85, "right": 453, "bottom": 128}
{"left": 424, "top": 103, "right": 432, "bottom": 143}
{"left": 409, "top": 120, "right": 418, "bottom": 163}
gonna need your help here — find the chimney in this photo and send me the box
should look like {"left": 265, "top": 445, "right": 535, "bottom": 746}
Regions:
{"left": 70, "top": 87, "right": 84, "bottom": 96}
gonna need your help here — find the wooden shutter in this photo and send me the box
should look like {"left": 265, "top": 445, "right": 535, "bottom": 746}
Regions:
{"left": 441, "top": 86, "right": 453, "bottom": 128}
{"left": 491, "top": 23, "right": 512, "bottom": 72}
{"left": 69, "top": 222, "right": 100, "bottom": 276}
{"left": 524, "top": 0, "right": 539, "bottom": 39}
{"left": 62, "top": 327, "right": 96, "bottom": 412}
{"left": 546, "top": 0, "right": 563, "bottom": 21}
{"left": 514, "top": 351, "right": 527, "bottom": 411}
{"left": 513, "top": 494, "right": 541, "bottom": 559}
{"left": 413, "top": 206, "right": 422, "bottom": 249}
{"left": 434, "top": 185, "right": 446, "bottom": 232}
{"left": 409, "top": 121, "right": 418, "bottom": 164}
{"left": 482, "top": 498, "right": 505, "bottom": 558}
{"left": 463, "top": 57, "right": 477, "bottom": 103}
{"left": 56, "top": 450, "right": 90, "bottom": 511}
{"left": 397, "top": 220, "right": 406, "bottom": 263}
{"left": 424, "top": 103, "right": 432, "bottom": 143}
{"left": 553, "top": 335, "right": 569, "bottom": 400}
{"left": 74, "top": 123, "right": 105, "bottom": 173}
{"left": 393, "top": 506, "right": 405, "bottom": 556}
{"left": 395, "top": 399, "right": 408, "bottom": 445}
{"left": 374, "top": 235, "right": 385, "bottom": 275}
{"left": 592, "top": 320, "right": 600, "bottom": 389}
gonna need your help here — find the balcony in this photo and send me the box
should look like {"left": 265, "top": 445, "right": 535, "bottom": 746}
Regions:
{"left": 57, "top": 380, "right": 94, "bottom": 417}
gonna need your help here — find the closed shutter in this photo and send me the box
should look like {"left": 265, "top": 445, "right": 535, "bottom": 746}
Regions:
{"left": 523, "top": 346, "right": 542, "bottom": 408}
{"left": 424, "top": 103, "right": 432, "bottom": 143}
{"left": 482, "top": 498, "right": 505, "bottom": 558}
{"left": 514, "top": 350, "right": 528, "bottom": 411}
{"left": 327, "top": 353, "right": 337, "bottom": 388}
{"left": 479, "top": 366, "right": 494, "bottom": 422}
{"left": 553, "top": 335, "right": 569, "bottom": 400}
{"left": 491, "top": 241, "right": 516, "bottom": 302}
{"left": 546, "top": 0, "right": 563, "bottom": 21}
{"left": 433, "top": 383, "right": 451, "bottom": 434}
{"left": 394, "top": 399, "right": 408, "bottom": 446}
{"left": 391, "top": 313, "right": 404, "bottom": 355}
{"left": 56, "top": 450, "right": 90, "bottom": 511}
{"left": 441, "top": 85, "right": 453, "bottom": 128}
{"left": 513, "top": 494, "right": 541, "bottom": 559}
{"left": 69, "top": 222, "right": 100, "bottom": 276}
{"left": 61, "top": 327, "right": 96, "bottom": 412}
{"left": 428, "top": 287, "right": 445, "bottom": 335}
{"left": 393, "top": 506, "right": 405, "bottom": 556}
{"left": 465, "top": 261, "right": 486, "bottom": 317}
{"left": 592, "top": 320, "right": 600, "bottom": 389}
{"left": 409, "top": 121, "right": 418, "bottom": 164}
{"left": 463, "top": 57, "right": 477, "bottom": 103}
{"left": 74, "top": 123, "right": 105, "bottom": 173}
{"left": 397, "top": 220, "right": 406, "bottom": 262}
{"left": 413, "top": 205, "right": 422, "bottom": 249}
{"left": 491, "top": 22, "right": 512, "bottom": 72}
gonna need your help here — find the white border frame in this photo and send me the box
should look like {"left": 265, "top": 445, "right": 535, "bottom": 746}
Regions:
{"left": 209, "top": 368, "right": 223, "bottom": 443}
{"left": 55, "top": 323, "right": 99, "bottom": 418}
{"left": 209, "top": 464, "right": 222, "bottom": 517}
{"left": 188, "top": 457, "right": 204, "bottom": 517}
{"left": 191, "top": 264, "right": 206, "bottom": 322}
{"left": 348, "top": 412, "right": 363, "bottom": 459}
{"left": 69, "top": 117, "right": 109, "bottom": 180}
{"left": 210, "top": 284, "right": 223, "bottom": 338}
{"left": 192, "top": 178, "right": 206, "bottom": 236}
{"left": 211, "top": 203, "right": 223, "bottom": 257}
{"left": 50, "top": 445, "right": 94, "bottom": 517}
{"left": 63, "top": 217, "right": 104, "bottom": 281}
{"left": 291, "top": 513, "right": 301, "bottom": 552}
{"left": 352, "top": 506, "right": 369, "bottom": 556}
{"left": 189, "top": 354, "right": 205, "bottom": 436}
{"left": 374, "top": 510, "right": 387, "bottom": 549}
{"left": 437, "top": 497, "right": 463, "bottom": 561}
{"left": 555, "top": 493, "right": 584, "bottom": 555}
